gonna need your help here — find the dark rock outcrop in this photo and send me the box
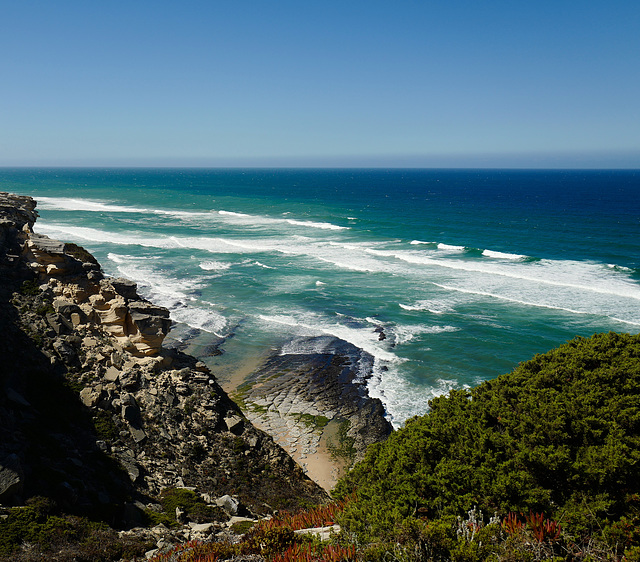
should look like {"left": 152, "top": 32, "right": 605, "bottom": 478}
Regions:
{"left": 0, "top": 192, "right": 327, "bottom": 538}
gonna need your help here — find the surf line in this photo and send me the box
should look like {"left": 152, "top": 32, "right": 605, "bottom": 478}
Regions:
{"left": 430, "top": 282, "right": 640, "bottom": 326}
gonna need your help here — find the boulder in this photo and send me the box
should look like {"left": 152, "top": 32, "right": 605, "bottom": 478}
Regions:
{"left": 215, "top": 494, "right": 240, "bottom": 516}
{"left": 127, "top": 301, "right": 172, "bottom": 356}
{"left": 224, "top": 415, "right": 244, "bottom": 435}
{"left": 110, "top": 277, "right": 139, "bottom": 300}
{"left": 104, "top": 366, "right": 120, "bottom": 382}
{"left": 79, "top": 386, "right": 102, "bottom": 408}
{"left": 188, "top": 522, "right": 215, "bottom": 533}
{"left": 24, "top": 233, "right": 83, "bottom": 277}
{"left": 46, "top": 312, "right": 73, "bottom": 335}
{"left": 53, "top": 298, "right": 83, "bottom": 318}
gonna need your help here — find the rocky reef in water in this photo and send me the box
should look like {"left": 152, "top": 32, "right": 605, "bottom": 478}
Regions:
{"left": 235, "top": 336, "right": 392, "bottom": 488}
{"left": 0, "top": 192, "right": 329, "bottom": 555}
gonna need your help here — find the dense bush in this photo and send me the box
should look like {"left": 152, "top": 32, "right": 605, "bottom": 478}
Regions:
{"left": 152, "top": 487, "right": 227, "bottom": 525}
{"left": 0, "top": 497, "right": 151, "bottom": 561}
{"left": 334, "top": 332, "right": 640, "bottom": 548}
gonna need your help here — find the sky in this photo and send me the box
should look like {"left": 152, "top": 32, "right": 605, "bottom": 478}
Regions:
{"left": 1, "top": 0, "right": 639, "bottom": 168}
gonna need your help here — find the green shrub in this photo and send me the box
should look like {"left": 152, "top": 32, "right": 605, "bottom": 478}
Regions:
{"left": 19, "top": 278, "right": 40, "bottom": 296}
{"left": 93, "top": 410, "right": 119, "bottom": 441}
{"left": 243, "top": 525, "right": 299, "bottom": 557}
{"left": 335, "top": 332, "right": 640, "bottom": 549}
{"left": 328, "top": 419, "right": 357, "bottom": 466}
{"left": 158, "top": 487, "right": 227, "bottom": 523}
{"left": 624, "top": 546, "right": 640, "bottom": 561}
{"left": 144, "top": 508, "right": 177, "bottom": 528}
{"left": 230, "top": 519, "right": 256, "bottom": 534}
{"left": 0, "top": 497, "right": 150, "bottom": 560}
{"left": 35, "top": 303, "right": 55, "bottom": 315}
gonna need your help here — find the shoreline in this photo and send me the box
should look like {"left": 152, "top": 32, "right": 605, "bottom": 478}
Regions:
{"left": 165, "top": 325, "right": 393, "bottom": 491}
{"left": 0, "top": 191, "right": 329, "bottom": 523}
{"left": 219, "top": 337, "right": 392, "bottom": 491}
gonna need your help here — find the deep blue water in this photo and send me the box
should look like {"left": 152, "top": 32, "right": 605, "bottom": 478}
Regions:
{"left": 2, "top": 168, "right": 639, "bottom": 425}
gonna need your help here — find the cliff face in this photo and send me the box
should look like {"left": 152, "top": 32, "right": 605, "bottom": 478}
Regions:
{"left": 0, "top": 193, "right": 326, "bottom": 529}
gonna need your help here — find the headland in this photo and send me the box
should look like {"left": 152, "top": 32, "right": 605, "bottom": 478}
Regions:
{"left": 0, "top": 191, "right": 391, "bottom": 557}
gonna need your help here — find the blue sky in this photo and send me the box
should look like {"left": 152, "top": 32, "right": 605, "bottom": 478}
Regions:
{"left": 1, "top": 0, "right": 639, "bottom": 167}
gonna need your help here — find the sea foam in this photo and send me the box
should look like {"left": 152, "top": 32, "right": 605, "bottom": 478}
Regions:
{"left": 257, "top": 311, "right": 402, "bottom": 364}
{"left": 37, "top": 197, "right": 149, "bottom": 214}
{"left": 199, "top": 260, "right": 232, "bottom": 271}
{"left": 482, "top": 249, "right": 526, "bottom": 260}
{"left": 107, "top": 253, "right": 229, "bottom": 336}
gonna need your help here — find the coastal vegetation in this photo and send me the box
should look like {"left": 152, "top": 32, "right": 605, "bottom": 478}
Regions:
{"left": 134, "top": 331, "right": 640, "bottom": 560}
{"left": 56, "top": 330, "right": 639, "bottom": 561}
{"left": 332, "top": 331, "right": 640, "bottom": 560}
{"left": 0, "top": 497, "right": 153, "bottom": 561}
{"left": 4, "top": 327, "right": 640, "bottom": 560}
{"left": 327, "top": 419, "right": 357, "bottom": 467}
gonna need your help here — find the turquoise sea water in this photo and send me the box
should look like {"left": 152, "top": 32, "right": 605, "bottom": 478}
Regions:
{"left": 2, "top": 168, "right": 639, "bottom": 426}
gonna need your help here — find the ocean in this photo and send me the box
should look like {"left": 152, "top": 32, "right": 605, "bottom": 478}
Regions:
{"left": 2, "top": 168, "right": 639, "bottom": 426}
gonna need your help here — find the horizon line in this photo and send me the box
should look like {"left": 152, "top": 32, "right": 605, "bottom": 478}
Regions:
{"left": 1, "top": 165, "right": 639, "bottom": 171}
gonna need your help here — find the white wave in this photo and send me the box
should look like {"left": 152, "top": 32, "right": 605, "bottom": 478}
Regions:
{"left": 610, "top": 317, "right": 640, "bottom": 327}
{"left": 40, "top": 194, "right": 348, "bottom": 232}
{"left": 105, "top": 253, "right": 228, "bottom": 335}
{"left": 399, "top": 300, "right": 455, "bottom": 314}
{"left": 393, "top": 324, "right": 459, "bottom": 345}
{"left": 607, "top": 263, "right": 635, "bottom": 273}
{"left": 372, "top": 248, "right": 640, "bottom": 302}
{"left": 199, "top": 260, "right": 231, "bottom": 271}
{"left": 253, "top": 261, "right": 276, "bottom": 269}
{"left": 36, "top": 197, "right": 149, "bottom": 214}
{"left": 155, "top": 209, "right": 217, "bottom": 219}
{"left": 315, "top": 280, "right": 326, "bottom": 286}
{"left": 218, "top": 210, "right": 252, "bottom": 217}
{"left": 482, "top": 249, "right": 526, "bottom": 260}
{"left": 284, "top": 218, "right": 347, "bottom": 230}
{"left": 107, "top": 253, "right": 206, "bottom": 296}
{"left": 367, "top": 363, "right": 465, "bottom": 427}
{"left": 35, "top": 223, "right": 185, "bottom": 249}
{"left": 217, "top": 209, "right": 348, "bottom": 231}
{"left": 34, "top": 223, "right": 277, "bottom": 254}
{"left": 257, "top": 311, "right": 401, "bottom": 363}
{"left": 313, "top": 250, "right": 385, "bottom": 272}
{"left": 156, "top": 207, "right": 348, "bottom": 233}
{"left": 169, "top": 305, "right": 228, "bottom": 335}
{"left": 431, "top": 282, "right": 640, "bottom": 326}
{"left": 410, "top": 240, "right": 436, "bottom": 245}
{"left": 399, "top": 303, "right": 424, "bottom": 312}
{"left": 109, "top": 253, "right": 156, "bottom": 263}
{"left": 437, "top": 243, "right": 465, "bottom": 252}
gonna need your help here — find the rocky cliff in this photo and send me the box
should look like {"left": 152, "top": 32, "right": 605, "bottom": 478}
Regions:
{"left": 0, "top": 192, "right": 327, "bottom": 548}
